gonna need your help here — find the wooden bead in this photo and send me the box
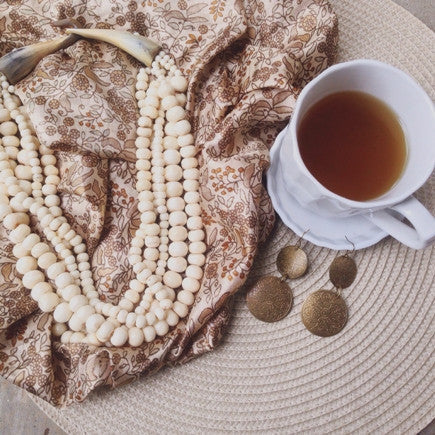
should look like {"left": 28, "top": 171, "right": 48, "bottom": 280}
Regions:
{"left": 111, "top": 326, "right": 128, "bottom": 347}
{"left": 130, "top": 279, "right": 145, "bottom": 293}
{"left": 68, "top": 313, "right": 84, "bottom": 332}
{"left": 69, "top": 294, "right": 88, "bottom": 312}
{"left": 151, "top": 314, "right": 168, "bottom": 334}
{"left": 123, "top": 312, "right": 135, "bottom": 328}
{"left": 168, "top": 226, "right": 187, "bottom": 242}
{"left": 178, "top": 133, "right": 194, "bottom": 147}
{"left": 14, "top": 164, "right": 32, "bottom": 180}
{"left": 46, "top": 261, "right": 65, "bottom": 280}
{"left": 189, "top": 241, "right": 207, "bottom": 254}
{"left": 9, "top": 223, "right": 30, "bottom": 243}
{"left": 60, "top": 330, "right": 73, "bottom": 344}
{"left": 40, "top": 214, "right": 54, "bottom": 228}
{"left": 182, "top": 277, "right": 200, "bottom": 293}
{"left": 174, "top": 120, "right": 191, "bottom": 136}
{"left": 158, "top": 82, "right": 174, "bottom": 98}
{"left": 0, "top": 108, "right": 11, "bottom": 122}
{"left": 183, "top": 179, "right": 199, "bottom": 192}
{"left": 69, "top": 332, "right": 85, "bottom": 343}
{"left": 136, "top": 315, "right": 147, "bottom": 329}
{"left": 169, "top": 211, "right": 187, "bottom": 226}
{"left": 30, "top": 282, "right": 53, "bottom": 301}
{"left": 161, "top": 95, "right": 178, "bottom": 110}
{"left": 185, "top": 204, "right": 202, "bottom": 216}
{"left": 54, "top": 271, "right": 74, "bottom": 289}
{"left": 185, "top": 264, "right": 203, "bottom": 280}
{"left": 21, "top": 233, "right": 40, "bottom": 251}
{"left": 163, "top": 270, "right": 182, "bottom": 288}
{"left": 167, "top": 197, "right": 185, "bottom": 212}
{"left": 165, "top": 181, "right": 183, "bottom": 198}
{"left": 188, "top": 229, "right": 205, "bottom": 242}
{"left": 109, "top": 304, "right": 123, "bottom": 323}
{"left": 16, "top": 256, "right": 37, "bottom": 275}
{"left": 183, "top": 168, "right": 200, "bottom": 180}
{"left": 187, "top": 216, "right": 203, "bottom": 230}
{"left": 143, "top": 95, "right": 159, "bottom": 107}
{"left": 145, "top": 236, "right": 160, "bottom": 248}
{"left": 53, "top": 302, "right": 73, "bottom": 323}
{"left": 142, "top": 106, "right": 158, "bottom": 119}
{"left": 153, "top": 306, "right": 165, "bottom": 320}
{"left": 86, "top": 314, "right": 105, "bottom": 333}
{"left": 168, "top": 241, "right": 188, "bottom": 257}
{"left": 76, "top": 305, "right": 94, "bottom": 322}
{"left": 163, "top": 136, "right": 178, "bottom": 150}
{"left": 188, "top": 253, "right": 206, "bottom": 267}
{"left": 165, "top": 164, "right": 183, "bottom": 181}
{"left": 166, "top": 310, "right": 179, "bottom": 326}
{"left": 143, "top": 325, "right": 156, "bottom": 342}
{"left": 128, "top": 327, "right": 144, "bottom": 347}
{"left": 167, "top": 257, "right": 187, "bottom": 273}
{"left": 37, "top": 252, "right": 57, "bottom": 269}
{"left": 119, "top": 298, "right": 134, "bottom": 312}
{"left": 145, "top": 311, "right": 157, "bottom": 326}
{"left": 184, "top": 191, "right": 200, "bottom": 204}
{"left": 125, "top": 289, "right": 140, "bottom": 304}
{"left": 44, "top": 194, "right": 60, "bottom": 207}
{"left": 173, "top": 301, "right": 189, "bottom": 318}
{"left": 0, "top": 121, "right": 18, "bottom": 136}
{"left": 22, "top": 270, "right": 45, "bottom": 289}
{"left": 85, "top": 333, "right": 102, "bottom": 346}
{"left": 10, "top": 192, "right": 28, "bottom": 212}
{"left": 177, "top": 290, "right": 195, "bottom": 305}
{"left": 96, "top": 321, "right": 115, "bottom": 342}
{"left": 0, "top": 203, "right": 12, "bottom": 221}
{"left": 31, "top": 242, "right": 50, "bottom": 258}
{"left": 60, "top": 284, "right": 81, "bottom": 301}
{"left": 70, "top": 235, "right": 82, "bottom": 247}
{"left": 170, "top": 76, "right": 188, "bottom": 92}
{"left": 166, "top": 106, "right": 185, "bottom": 123}
{"left": 38, "top": 292, "right": 59, "bottom": 312}
{"left": 159, "top": 299, "right": 172, "bottom": 310}
{"left": 179, "top": 145, "right": 196, "bottom": 158}
{"left": 163, "top": 149, "right": 181, "bottom": 165}
{"left": 181, "top": 157, "right": 198, "bottom": 170}
{"left": 52, "top": 322, "right": 67, "bottom": 337}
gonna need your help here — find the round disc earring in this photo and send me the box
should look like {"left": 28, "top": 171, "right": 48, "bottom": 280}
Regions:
{"left": 246, "top": 231, "right": 309, "bottom": 323}
{"left": 301, "top": 239, "right": 357, "bottom": 337}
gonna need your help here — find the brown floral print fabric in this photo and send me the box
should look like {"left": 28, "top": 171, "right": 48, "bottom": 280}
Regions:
{"left": 0, "top": 0, "right": 337, "bottom": 406}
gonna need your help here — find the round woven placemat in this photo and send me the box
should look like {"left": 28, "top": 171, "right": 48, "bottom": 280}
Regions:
{"left": 31, "top": 0, "right": 435, "bottom": 433}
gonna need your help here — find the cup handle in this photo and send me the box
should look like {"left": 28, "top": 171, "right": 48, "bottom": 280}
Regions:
{"left": 366, "top": 196, "right": 435, "bottom": 249}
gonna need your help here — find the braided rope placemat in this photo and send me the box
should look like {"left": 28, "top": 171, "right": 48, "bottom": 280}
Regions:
{"left": 31, "top": 0, "right": 435, "bottom": 433}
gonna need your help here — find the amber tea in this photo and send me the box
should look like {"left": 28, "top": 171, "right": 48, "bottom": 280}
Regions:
{"left": 297, "top": 91, "right": 407, "bottom": 201}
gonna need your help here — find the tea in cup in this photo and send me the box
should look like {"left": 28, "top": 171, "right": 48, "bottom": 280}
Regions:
{"left": 268, "top": 59, "right": 435, "bottom": 249}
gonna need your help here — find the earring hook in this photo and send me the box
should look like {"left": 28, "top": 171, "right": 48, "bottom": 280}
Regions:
{"left": 296, "top": 229, "right": 310, "bottom": 248}
{"left": 344, "top": 235, "right": 355, "bottom": 256}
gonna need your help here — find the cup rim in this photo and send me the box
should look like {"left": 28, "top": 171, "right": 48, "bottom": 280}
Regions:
{"left": 289, "top": 59, "right": 435, "bottom": 209}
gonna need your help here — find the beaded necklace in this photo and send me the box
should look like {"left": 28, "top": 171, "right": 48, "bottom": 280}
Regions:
{"left": 0, "top": 49, "right": 205, "bottom": 347}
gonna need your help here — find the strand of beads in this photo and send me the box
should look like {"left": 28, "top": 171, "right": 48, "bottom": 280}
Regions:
{"left": 0, "top": 49, "right": 205, "bottom": 347}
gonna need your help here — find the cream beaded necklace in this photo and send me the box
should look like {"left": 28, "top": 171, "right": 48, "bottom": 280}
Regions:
{"left": 0, "top": 45, "right": 205, "bottom": 347}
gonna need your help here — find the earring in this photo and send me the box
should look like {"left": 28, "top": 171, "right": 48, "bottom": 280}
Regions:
{"left": 301, "top": 238, "right": 357, "bottom": 337}
{"left": 246, "top": 231, "right": 309, "bottom": 323}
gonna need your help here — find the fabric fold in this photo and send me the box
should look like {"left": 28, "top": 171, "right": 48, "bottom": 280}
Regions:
{"left": 0, "top": 0, "right": 337, "bottom": 406}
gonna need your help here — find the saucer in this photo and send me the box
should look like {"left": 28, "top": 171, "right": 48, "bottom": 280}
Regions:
{"left": 266, "top": 134, "right": 388, "bottom": 250}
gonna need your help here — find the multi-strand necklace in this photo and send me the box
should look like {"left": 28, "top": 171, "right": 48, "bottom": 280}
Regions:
{"left": 0, "top": 49, "right": 205, "bottom": 347}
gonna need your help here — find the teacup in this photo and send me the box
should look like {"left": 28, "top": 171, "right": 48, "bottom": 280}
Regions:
{"left": 270, "top": 59, "right": 435, "bottom": 249}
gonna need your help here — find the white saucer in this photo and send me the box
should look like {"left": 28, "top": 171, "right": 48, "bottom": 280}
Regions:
{"left": 266, "top": 134, "right": 388, "bottom": 250}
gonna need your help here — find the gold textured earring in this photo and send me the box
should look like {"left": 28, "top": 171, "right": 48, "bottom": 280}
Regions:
{"left": 301, "top": 238, "right": 357, "bottom": 337}
{"left": 246, "top": 231, "right": 309, "bottom": 322}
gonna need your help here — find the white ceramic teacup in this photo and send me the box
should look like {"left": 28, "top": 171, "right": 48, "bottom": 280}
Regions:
{"left": 270, "top": 59, "right": 435, "bottom": 249}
